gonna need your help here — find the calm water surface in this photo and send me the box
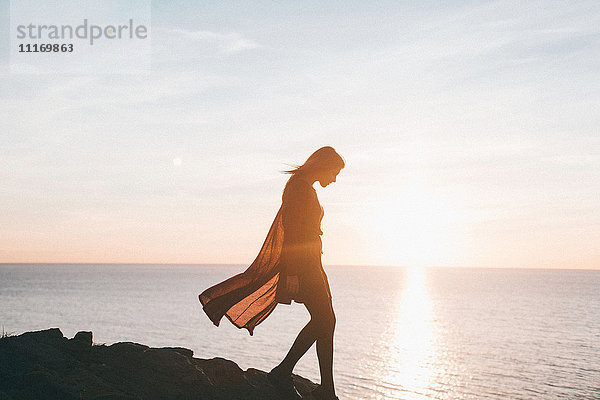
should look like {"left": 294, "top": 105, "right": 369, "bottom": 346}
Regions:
{"left": 1, "top": 264, "right": 598, "bottom": 399}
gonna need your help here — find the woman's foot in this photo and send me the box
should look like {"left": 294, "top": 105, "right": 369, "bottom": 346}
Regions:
{"left": 267, "top": 365, "right": 301, "bottom": 399}
{"left": 309, "top": 384, "right": 339, "bottom": 400}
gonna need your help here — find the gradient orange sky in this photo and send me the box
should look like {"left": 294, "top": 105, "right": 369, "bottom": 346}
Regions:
{"left": 1, "top": 1, "right": 598, "bottom": 269}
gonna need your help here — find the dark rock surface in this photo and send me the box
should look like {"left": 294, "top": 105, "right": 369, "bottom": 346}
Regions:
{"left": 0, "top": 328, "right": 317, "bottom": 399}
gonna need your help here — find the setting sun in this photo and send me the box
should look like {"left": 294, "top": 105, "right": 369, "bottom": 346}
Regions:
{"left": 371, "top": 178, "right": 460, "bottom": 267}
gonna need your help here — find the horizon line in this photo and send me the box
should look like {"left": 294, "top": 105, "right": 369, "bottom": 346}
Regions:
{"left": 0, "top": 262, "right": 598, "bottom": 271}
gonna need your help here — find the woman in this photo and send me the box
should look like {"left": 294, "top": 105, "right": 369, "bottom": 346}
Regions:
{"left": 199, "top": 146, "right": 344, "bottom": 400}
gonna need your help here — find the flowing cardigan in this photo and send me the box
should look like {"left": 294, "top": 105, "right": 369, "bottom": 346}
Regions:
{"left": 199, "top": 175, "right": 325, "bottom": 335}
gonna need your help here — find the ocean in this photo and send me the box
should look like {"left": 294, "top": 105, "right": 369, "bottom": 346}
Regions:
{"left": 1, "top": 264, "right": 598, "bottom": 399}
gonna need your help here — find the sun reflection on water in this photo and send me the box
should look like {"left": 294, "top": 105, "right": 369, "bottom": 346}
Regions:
{"left": 378, "top": 266, "right": 438, "bottom": 399}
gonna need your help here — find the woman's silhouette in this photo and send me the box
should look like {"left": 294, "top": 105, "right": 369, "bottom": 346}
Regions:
{"left": 199, "top": 146, "right": 344, "bottom": 400}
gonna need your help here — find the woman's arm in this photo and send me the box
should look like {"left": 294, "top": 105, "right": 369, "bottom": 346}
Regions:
{"left": 281, "top": 180, "right": 313, "bottom": 277}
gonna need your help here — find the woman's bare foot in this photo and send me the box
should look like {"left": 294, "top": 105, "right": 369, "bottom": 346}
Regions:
{"left": 310, "top": 384, "right": 339, "bottom": 400}
{"left": 267, "top": 365, "right": 301, "bottom": 399}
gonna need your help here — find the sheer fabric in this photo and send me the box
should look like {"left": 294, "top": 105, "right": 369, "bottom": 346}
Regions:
{"left": 199, "top": 176, "right": 327, "bottom": 335}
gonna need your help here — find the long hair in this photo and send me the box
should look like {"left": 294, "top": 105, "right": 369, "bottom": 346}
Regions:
{"left": 283, "top": 146, "right": 345, "bottom": 175}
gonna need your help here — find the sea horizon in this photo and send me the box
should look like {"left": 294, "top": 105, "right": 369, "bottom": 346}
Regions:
{"left": 2, "top": 262, "right": 598, "bottom": 271}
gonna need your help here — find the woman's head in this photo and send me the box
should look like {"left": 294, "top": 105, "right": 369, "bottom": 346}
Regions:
{"left": 284, "top": 146, "right": 345, "bottom": 187}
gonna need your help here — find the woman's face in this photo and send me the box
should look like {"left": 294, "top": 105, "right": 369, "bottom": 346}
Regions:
{"left": 318, "top": 166, "right": 342, "bottom": 187}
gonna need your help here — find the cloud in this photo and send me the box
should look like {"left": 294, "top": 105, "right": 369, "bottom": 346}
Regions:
{"left": 157, "top": 27, "right": 261, "bottom": 54}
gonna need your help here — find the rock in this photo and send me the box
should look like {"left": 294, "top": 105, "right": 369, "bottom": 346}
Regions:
{"left": 72, "top": 331, "right": 92, "bottom": 346}
{"left": 19, "top": 327, "right": 64, "bottom": 343}
{"left": 68, "top": 331, "right": 93, "bottom": 355}
{"left": 0, "top": 328, "right": 318, "bottom": 400}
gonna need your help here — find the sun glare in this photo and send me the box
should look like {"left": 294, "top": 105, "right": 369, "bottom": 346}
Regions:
{"left": 371, "top": 179, "right": 458, "bottom": 267}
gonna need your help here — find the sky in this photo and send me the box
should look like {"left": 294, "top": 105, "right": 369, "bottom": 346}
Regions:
{"left": 0, "top": 0, "right": 598, "bottom": 269}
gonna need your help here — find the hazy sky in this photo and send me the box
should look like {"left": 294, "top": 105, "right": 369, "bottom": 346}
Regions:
{"left": 1, "top": 1, "right": 598, "bottom": 268}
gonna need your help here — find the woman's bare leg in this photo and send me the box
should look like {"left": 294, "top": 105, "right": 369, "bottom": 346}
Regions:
{"left": 316, "top": 328, "right": 335, "bottom": 391}
{"left": 274, "top": 295, "right": 336, "bottom": 398}
{"left": 276, "top": 319, "right": 317, "bottom": 373}
{"left": 312, "top": 299, "right": 336, "bottom": 396}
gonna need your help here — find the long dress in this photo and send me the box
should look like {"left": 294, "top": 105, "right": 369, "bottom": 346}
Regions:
{"left": 198, "top": 175, "right": 331, "bottom": 335}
